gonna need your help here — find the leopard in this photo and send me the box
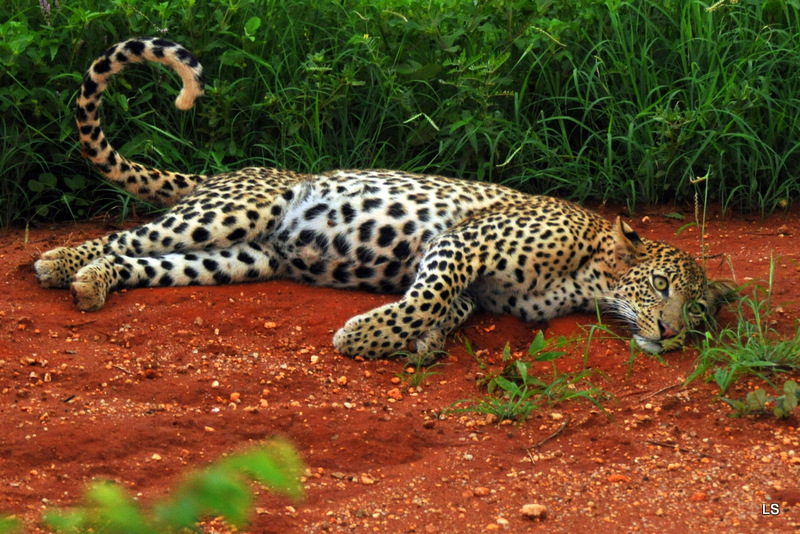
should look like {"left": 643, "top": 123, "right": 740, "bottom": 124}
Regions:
{"left": 34, "top": 37, "right": 736, "bottom": 358}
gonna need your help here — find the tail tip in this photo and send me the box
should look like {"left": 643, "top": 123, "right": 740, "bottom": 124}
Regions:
{"left": 175, "top": 87, "right": 203, "bottom": 110}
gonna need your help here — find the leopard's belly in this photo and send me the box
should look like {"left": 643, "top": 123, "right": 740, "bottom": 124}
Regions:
{"left": 267, "top": 177, "right": 469, "bottom": 292}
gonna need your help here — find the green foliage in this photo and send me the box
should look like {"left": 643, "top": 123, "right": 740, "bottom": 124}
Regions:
{"left": 687, "top": 258, "right": 800, "bottom": 394}
{"left": 9, "top": 439, "right": 306, "bottom": 533}
{"left": 2, "top": 0, "right": 800, "bottom": 225}
{"left": 0, "top": 517, "right": 21, "bottom": 534}
{"left": 722, "top": 380, "right": 800, "bottom": 419}
{"left": 451, "top": 332, "right": 609, "bottom": 422}
{"left": 394, "top": 352, "right": 445, "bottom": 388}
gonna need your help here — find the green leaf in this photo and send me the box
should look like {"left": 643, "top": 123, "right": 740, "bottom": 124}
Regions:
{"left": 223, "top": 440, "right": 305, "bottom": 500}
{"left": 534, "top": 350, "right": 565, "bottom": 362}
{"left": 675, "top": 221, "right": 698, "bottom": 236}
{"left": 219, "top": 50, "right": 247, "bottom": 67}
{"left": 42, "top": 509, "right": 89, "bottom": 532}
{"left": 527, "top": 331, "right": 547, "bottom": 356}
{"left": 515, "top": 360, "right": 529, "bottom": 384}
{"left": 45, "top": 481, "right": 154, "bottom": 534}
{"left": 501, "top": 342, "right": 512, "bottom": 361}
{"left": 745, "top": 389, "right": 768, "bottom": 412}
{"left": 39, "top": 172, "right": 57, "bottom": 188}
{"left": 664, "top": 212, "right": 685, "bottom": 220}
{"left": 244, "top": 16, "right": 262, "bottom": 40}
{"left": 492, "top": 376, "right": 519, "bottom": 395}
{"left": 41, "top": 440, "right": 304, "bottom": 533}
{"left": 713, "top": 368, "right": 731, "bottom": 391}
{"left": 63, "top": 175, "right": 86, "bottom": 192}
{"left": 27, "top": 179, "right": 44, "bottom": 193}
{"left": 720, "top": 396, "right": 746, "bottom": 415}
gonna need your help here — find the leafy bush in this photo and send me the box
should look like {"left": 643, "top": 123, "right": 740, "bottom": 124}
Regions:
{"left": 2, "top": 0, "right": 799, "bottom": 225}
{"left": 0, "top": 438, "right": 304, "bottom": 533}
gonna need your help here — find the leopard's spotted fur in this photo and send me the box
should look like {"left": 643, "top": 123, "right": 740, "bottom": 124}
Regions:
{"left": 34, "top": 38, "right": 735, "bottom": 358}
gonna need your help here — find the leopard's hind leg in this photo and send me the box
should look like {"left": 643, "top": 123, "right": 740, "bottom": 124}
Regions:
{"left": 33, "top": 210, "right": 252, "bottom": 292}
{"left": 69, "top": 242, "right": 284, "bottom": 311}
{"left": 35, "top": 168, "right": 303, "bottom": 298}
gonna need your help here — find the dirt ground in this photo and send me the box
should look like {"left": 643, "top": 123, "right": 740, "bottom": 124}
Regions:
{"left": 1, "top": 202, "right": 800, "bottom": 533}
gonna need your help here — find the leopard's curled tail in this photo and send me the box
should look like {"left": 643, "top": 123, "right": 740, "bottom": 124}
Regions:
{"left": 76, "top": 37, "right": 207, "bottom": 206}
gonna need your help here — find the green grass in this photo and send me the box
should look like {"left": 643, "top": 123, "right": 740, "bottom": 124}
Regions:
{"left": 686, "top": 258, "right": 800, "bottom": 395}
{"left": 1, "top": 0, "right": 799, "bottom": 225}
{"left": 450, "top": 332, "right": 609, "bottom": 422}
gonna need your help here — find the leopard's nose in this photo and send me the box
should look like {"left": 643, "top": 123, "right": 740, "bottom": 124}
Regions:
{"left": 658, "top": 319, "right": 678, "bottom": 339}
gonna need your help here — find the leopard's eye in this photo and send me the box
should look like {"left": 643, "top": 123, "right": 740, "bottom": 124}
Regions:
{"left": 689, "top": 301, "right": 707, "bottom": 316}
{"left": 652, "top": 274, "right": 669, "bottom": 293}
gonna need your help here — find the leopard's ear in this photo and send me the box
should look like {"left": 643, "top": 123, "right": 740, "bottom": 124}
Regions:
{"left": 707, "top": 278, "right": 739, "bottom": 313}
{"left": 613, "top": 217, "right": 648, "bottom": 270}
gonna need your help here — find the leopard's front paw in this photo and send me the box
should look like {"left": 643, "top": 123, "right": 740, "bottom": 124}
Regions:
{"left": 70, "top": 260, "right": 113, "bottom": 311}
{"left": 333, "top": 306, "right": 408, "bottom": 359}
{"left": 35, "top": 247, "right": 78, "bottom": 288}
{"left": 409, "top": 328, "right": 446, "bottom": 360}
{"left": 333, "top": 302, "right": 444, "bottom": 360}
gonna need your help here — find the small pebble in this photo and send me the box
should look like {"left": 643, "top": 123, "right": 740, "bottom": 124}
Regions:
{"left": 520, "top": 503, "right": 547, "bottom": 520}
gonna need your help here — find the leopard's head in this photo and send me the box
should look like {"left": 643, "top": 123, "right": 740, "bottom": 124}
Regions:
{"left": 602, "top": 218, "right": 737, "bottom": 353}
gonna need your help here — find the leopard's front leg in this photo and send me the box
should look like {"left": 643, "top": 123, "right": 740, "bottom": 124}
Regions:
{"left": 333, "top": 230, "right": 482, "bottom": 359}
{"left": 333, "top": 290, "right": 478, "bottom": 359}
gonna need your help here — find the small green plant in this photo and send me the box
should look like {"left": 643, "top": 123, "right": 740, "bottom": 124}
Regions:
{"left": 450, "top": 332, "right": 608, "bottom": 422}
{"left": 687, "top": 258, "right": 800, "bottom": 394}
{"left": 0, "top": 438, "right": 304, "bottom": 534}
{"left": 394, "top": 351, "right": 445, "bottom": 388}
{"left": 479, "top": 333, "right": 566, "bottom": 391}
{"left": 460, "top": 335, "right": 486, "bottom": 370}
{"left": 722, "top": 380, "right": 799, "bottom": 419}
